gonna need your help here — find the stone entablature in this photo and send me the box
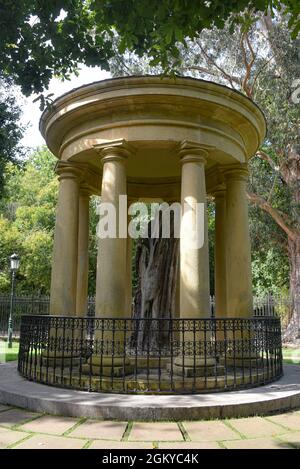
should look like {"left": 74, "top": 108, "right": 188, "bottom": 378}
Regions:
{"left": 40, "top": 76, "right": 266, "bottom": 199}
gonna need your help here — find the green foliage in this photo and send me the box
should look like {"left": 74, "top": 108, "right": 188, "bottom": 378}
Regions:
{"left": 252, "top": 245, "right": 290, "bottom": 295}
{"left": 207, "top": 200, "right": 216, "bottom": 295}
{"left": 0, "top": 147, "right": 57, "bottom": 294}
{"left": 88, "top": 195, "right": 100, "bottom": 296}
{"left": 0, "top": 78, "right": 25, "bottom": 195}
{"left": 0, "top": 147, "right": 102, "bottom": 296}
{"left": 0, "top": 1, "right": 299, "bottom": 98}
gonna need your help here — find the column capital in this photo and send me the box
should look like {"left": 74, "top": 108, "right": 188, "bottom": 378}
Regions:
{"left": 127, "top": 197, "right": 136, "bottom": 207}
{"left": 94, "top": 139, "right": 135, "bottom": 164}
{"left": 55, "top": 161, "right": 83, "bottom": 181}
{"left": 222, "top": 164, "right": 249, "bottom": 182}
{"left": 178, "top": 140, "right": 214, "bottom": 165}
{"left": 79, "top": 184, "right": 93, "bottom": 198}
{"left": 211, "top": 187, "right": 226, "bottom": 199}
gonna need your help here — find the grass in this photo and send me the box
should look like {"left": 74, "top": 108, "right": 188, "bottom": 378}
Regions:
{"left": 0, "top": 340, "right": 19, "bottom": 362}
{"left": 282, "top": 347, "right": 300, "bottom": 357}
{"left": 282, "top": 347, "right": 300, "bottom": 364}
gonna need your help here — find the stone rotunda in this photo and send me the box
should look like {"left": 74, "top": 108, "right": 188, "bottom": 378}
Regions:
{"left": 18, "top": 76, "right": 283, "bottom": 394}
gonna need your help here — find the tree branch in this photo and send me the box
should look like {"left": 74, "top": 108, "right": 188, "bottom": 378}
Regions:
{"left": 181, "top": 65, "right": 239, "bottom": 85}
{"left": 183, "top": 65, "right": 241, "bottom": 86}
{"left": 240, "top": 32, "right": 256, "bottom": 98}
{"left": 247, "top": 191, "right": 297, "bottom": 241}
{"left": 267, "top": 172, "right": 279, "bottom": 203}
{"left": 251, "top": 54, "right": 275, "bottom": 94}
{"left": 197, "top": 43, "right": 240, "bottom": 90}
{"left": 255, "top": 150, "right": 277, "bottom": 170}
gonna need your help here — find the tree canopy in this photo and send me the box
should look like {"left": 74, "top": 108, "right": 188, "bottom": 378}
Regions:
{"left": 0, "top": 148, "right": 57, "bottom": 293}
{"left": 0, "top": 1, "right": 299, "bottom": 96}
{"left": 0, "top": 78, "right": 25, "bottom": 196}
{"left": 0, "top": 147, "right": 101, "bottom": 295}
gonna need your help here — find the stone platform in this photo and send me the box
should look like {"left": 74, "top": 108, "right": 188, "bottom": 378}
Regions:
{"left": 0, "top": 363, "right": 299, "bottom": 421}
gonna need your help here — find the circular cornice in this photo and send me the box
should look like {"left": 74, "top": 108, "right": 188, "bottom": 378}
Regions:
{"left": 40, "top": 75, "right": 266, "bottom": 161}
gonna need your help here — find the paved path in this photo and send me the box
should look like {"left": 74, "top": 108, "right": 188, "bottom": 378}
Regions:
{"left": 0, "top": 403, "right": 300, "bottom": 449}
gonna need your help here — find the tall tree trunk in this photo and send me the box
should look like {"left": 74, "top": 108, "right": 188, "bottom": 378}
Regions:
{"left": 131, "top": 211, "right": 179, "bottom": 352}
{"left": 281, "top": 146, "right": 300, "bottom": 342}
{"left": 283, "top": 236, "right": 300, "bottom": 343}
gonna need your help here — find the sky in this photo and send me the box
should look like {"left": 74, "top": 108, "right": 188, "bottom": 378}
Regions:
{"left": 20, "top": 65, "right": 111, "bottom": 149}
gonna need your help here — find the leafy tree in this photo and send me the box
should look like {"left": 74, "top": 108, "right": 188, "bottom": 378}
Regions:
{"left": 0, "top": 1, "right": 299, "bottom": 97}
{"left": 0, "top": 216, "right": 22, "bottom": 290}
{"left": 0, "top": 146, "right": 101, "bottom": 296}
{"left": 88, "top": 195, "right": 101, "bottom": 296}
{"left": 0, "top": 78, "right": 25, "bottom": 196}
{"left": 0, "top": 147, "right": 57, "bottom": 294}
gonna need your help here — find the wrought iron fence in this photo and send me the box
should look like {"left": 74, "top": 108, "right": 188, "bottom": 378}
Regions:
{"left": 0, "top": 296, "right": 97, "bottom": 337}
{"left": 0, "top": 296, "right": 50, "bottom": 338}
{"left": 18, "top": 315, "right": 282, "bottom": 394}
{"left": 253, "top": 295, "right": 298, "bottom": 331}
{"left": 0, "top": 294, "right": 296, "bottom": 338}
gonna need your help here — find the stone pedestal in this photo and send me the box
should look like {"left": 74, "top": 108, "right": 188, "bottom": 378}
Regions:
{"left": 82, "top": 357, "right": 133, "bottom": 377}
{"left": 172, "top": 357, "right": 223, "bottom": 378}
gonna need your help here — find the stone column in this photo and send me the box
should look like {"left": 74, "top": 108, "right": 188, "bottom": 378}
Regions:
{"left": 89, "top": 141, "right": 133, "bottom": 377}
{"left": 174, "top": 144, "right": 214, "bottom": 377}
{"left": 76, "top": 187, "right": 90, "bottom": 316}
{"left": 126, "top": 200, "right": 134, "bottom": 316}
{"left": 224, "top": 165, "right": 253, "bottom": 317}
{"left": 168, "top": 199, "right": 180, "bottom": 319}
{"left": 45, "top": 163, "right": 82, "bottom": 365}
{"left": 213, "top": 189, "right": 227, "bottom": 317}
{"left": 95, "top": 143, "right": 131, "bottom": 318}
{"left": 50, "top": 163, "right": 81, "bottom": 316}
{"left": 179, "top": 149, "right": 210, "bottom": 319}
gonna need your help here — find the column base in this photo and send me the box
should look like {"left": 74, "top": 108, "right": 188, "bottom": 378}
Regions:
{"left": 169, "top": 356, "right": 224, "bottom": 378}
{"left": 41, "top": 350, "right": 81, "bottom": 367}
{"left": 220, "top": 357, "right": 263, "bottom": 367}
{"left": 82, "top": 356, "right": 134, "bottom": 377}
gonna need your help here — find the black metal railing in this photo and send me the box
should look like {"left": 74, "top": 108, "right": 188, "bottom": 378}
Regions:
{"left": 0, "top": 296, "right": 97, "bottom": 337}
{"left": 18, "top": 315, "right": 283, "bottom": 394}
{"left": 0, "top": 296, "right": 50, "bottom": 337}
{"left": 1, "top": 293, "right": 292, "bottom": 339}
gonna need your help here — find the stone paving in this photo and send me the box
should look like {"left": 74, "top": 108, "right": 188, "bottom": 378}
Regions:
{"left": 0, "top": 404, "right": 300, "bottom": 449}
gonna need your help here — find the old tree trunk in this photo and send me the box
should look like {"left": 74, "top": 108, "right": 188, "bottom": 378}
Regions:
{"left": 286, "top": 236, "right": 300, "bottom": 341}
{"left": 131, "top": 211, "right": 179, "bottom": 352}
{"left": 282, "top": 147, "right": 300, "bottom": 342}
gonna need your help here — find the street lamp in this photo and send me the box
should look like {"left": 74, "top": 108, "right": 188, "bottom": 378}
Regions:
{"left": 7, "top": 253, "right": 20, "bottom": 349}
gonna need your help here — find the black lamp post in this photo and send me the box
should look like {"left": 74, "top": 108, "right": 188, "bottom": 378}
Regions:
{"left": 7, "top": 253, "right": 20, "bottom": 349}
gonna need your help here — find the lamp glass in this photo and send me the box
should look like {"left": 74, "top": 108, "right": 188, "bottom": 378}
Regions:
{"left": 10, "top": 254, "right": 20, "bottom": 271}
